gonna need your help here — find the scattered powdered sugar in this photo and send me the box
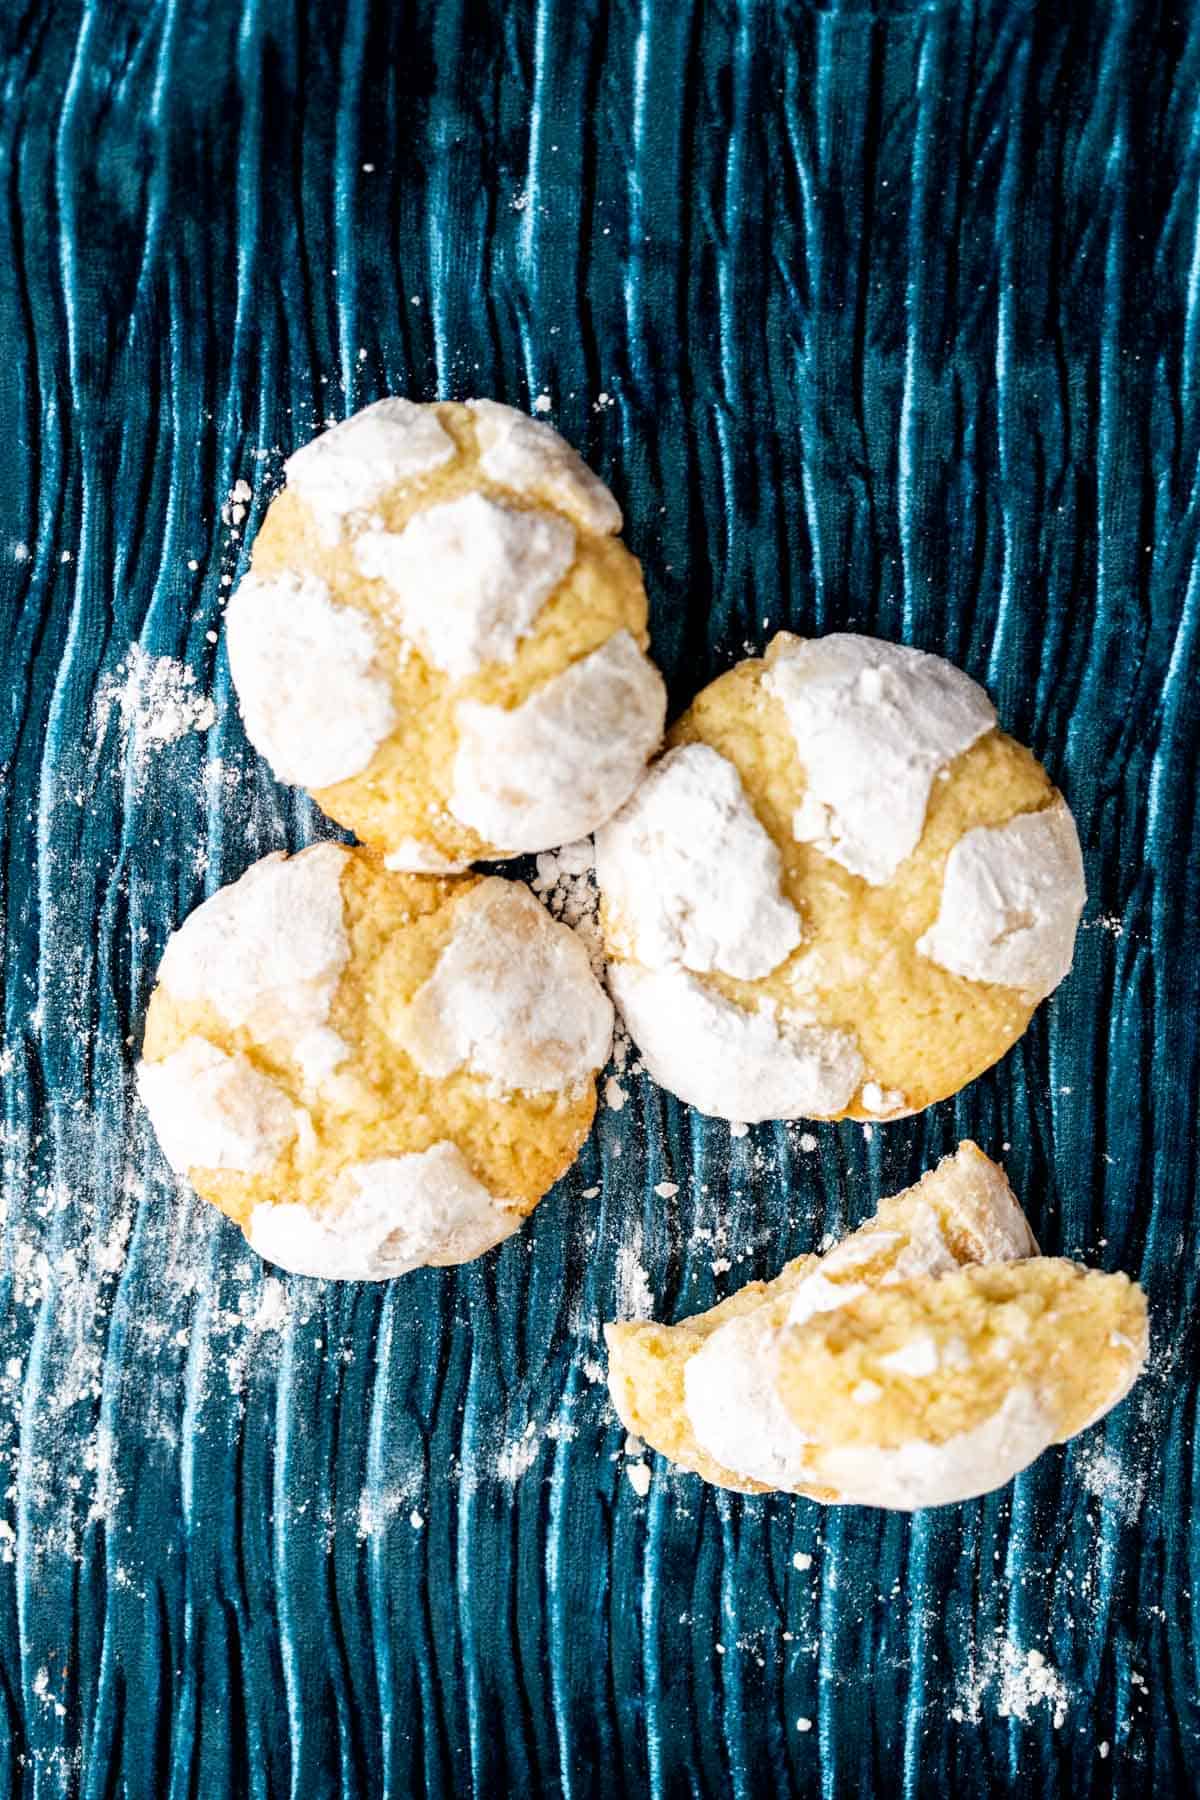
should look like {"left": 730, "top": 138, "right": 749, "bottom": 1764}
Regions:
{"left": 614, "top": 1229, "right": 655, "bottom": 1320}
{"left": 496, "top": 1422, "right": 544, "bottom": 1486}
{"left": 94, "top": 648, "right": 216, "bottom": 786}
{"left": 1074, "top": 1436, "right": 1150, "bottom": 1526}
{"left": 531, "top": 838, "right": 603, "bottom": 973}
{"left": 1081, "top": 912, "right": 1125, "bottom": 938}
{"left": 357, "top": 1470, "right": 424, "bottom": 1541}
{"left": 952, "top": 1636, "right": 1071, "bottom": 1729}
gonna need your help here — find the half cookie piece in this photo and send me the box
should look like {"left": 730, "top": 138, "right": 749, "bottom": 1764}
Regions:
{"left": 136, "top": 846, "right": 613, "bottom": 1279}
{"left": 227, "top": 398, "right": 666, "bottom": 869}
{"left": 604, "top": 1145, "right": 1146, "bottom": 1507}
{"left": 595, "top": 633, "right": 1086, "bottom": 1121}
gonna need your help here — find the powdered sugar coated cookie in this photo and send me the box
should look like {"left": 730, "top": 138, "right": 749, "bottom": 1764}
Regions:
{"left": 137, "top": 848, "right": 614, "bottom": 1280}
{"left": 227, "top": 399, "right": 666, "bottom": 868}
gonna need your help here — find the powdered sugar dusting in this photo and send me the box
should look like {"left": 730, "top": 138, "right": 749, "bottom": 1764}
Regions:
{"left": 248, "top": 1143, "right": 518, "bottom": 1281}
{"left": 607, "top": 962, "right": 862, "bottom": 1123}
{"left": 952, "top": 1636, "right": 1071, "bottom": 1729}
{"left": 917, "top": 800, "right": 1085, "bottom": 998}
{"left": 468, "top": 398, "right": 622, "bottom": 534}
{"left": 285, "top": 397, "right": 456, "bottom": 544}
{"left": 153, "top": 844, "right": 352, "bottom": 1090}
{"left": 94, "top": 648, "right": 216, "bottom": 788}
{"left": 614, "top": 1229, "right": 655, "bottom": 1320}
{"left": 226, "top": 569, "right": 396, "bottom": 788}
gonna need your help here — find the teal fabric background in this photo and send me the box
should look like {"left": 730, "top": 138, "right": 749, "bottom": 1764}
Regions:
{"left": 1, "top": 0, "right": 1197, "bottom": 1794}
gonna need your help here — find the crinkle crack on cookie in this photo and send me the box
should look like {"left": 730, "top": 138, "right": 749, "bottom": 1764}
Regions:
{"left": 596, "top": 743, "right": 802, "bottom": 980}
{"left": 136, "top": 846, "right": 613, "bottom": 1280}
{"left": 394, "top": 877, "right": 613, "bottom": 1092}
{"left": 604, "top": 1144, "right": 1146, "bottom": 1508}
{"left": 765, "top": 634, "right": 996, "bottom": 885}
{"left": 450, "top": 631, "right": 666, "bottom": 853}
{"left": 228, "top": 398, "right": 666, "bottom": 867}
{"left": 597, "top": 632, "right": 1086, "bottom": 1121}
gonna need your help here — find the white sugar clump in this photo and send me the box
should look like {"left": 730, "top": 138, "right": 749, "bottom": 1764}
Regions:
{"left": 155, "top": 845, "right": 351, "bottom": 1086}
{"left": 355, "top": 492, "right": 576, "bottom": 678}
{"left": 246, "top": 1142, "right": 518, "bottom": 1280}
{"left": 382, "top": 841, "right": 473, "bottom": 874}
{"left": 450, "top": 630, "right": 666, "bottom": 852}
{"left": 607, "top": 962, "right": 862, "bottom": 1122}
{"left": 594, "top": 743, "right": 802, "bottom": 981}
{"left": 531, "top": 837, "right": 603, "bottom": 973}
{"left": 396, "top": 878, "right": 613, "bottom": 1093}
{"left": 136, "top": 1038, "right": 299, "bottom": 1175}
{"left": 860, "top": 1081, "right": 907, "bottom": 1116}
{"left": 766, "top": 634, "right": 995, "bottom": 886}
{"left": 285, "top": 397, "right": 456, "bottom": 545}
{"left": 877, "top": 1334, "right": 943, "bottom": 1377}
{"left": 468, "top": 398, "right": 622, "bottom": 534}
{"left": 226, "top": 570, "right": 396, "bottom": 787}
{"left": 917, "top": 799, "right": 1086, "bottom": 998}
{"left": 684, "top": 1314, "right": 816, "bottom": 1489}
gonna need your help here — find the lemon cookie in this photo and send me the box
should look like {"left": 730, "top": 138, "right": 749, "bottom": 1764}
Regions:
{"left": 774, "top": 1259, "right": 1147, "bottom": 1509}
{"left": 594, "top": 633, "right": 1086, "bottom": 1121}
{"left": 605, "top": 1142, "right": 1037, "bottom": 1494}
{"left": 226, "top": 399, "right": 667, "bottom": 868}
{"left": 136, "top": 845, "right": 613, "bottom": 1279}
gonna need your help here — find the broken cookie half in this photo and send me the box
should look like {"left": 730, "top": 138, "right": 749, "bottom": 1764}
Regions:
{"left": 604, "top": 1143, "right": 1146, "bottom": 1509}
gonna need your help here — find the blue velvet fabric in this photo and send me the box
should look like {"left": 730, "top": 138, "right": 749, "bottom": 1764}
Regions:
{"left": 0, "top": 1, "right": 1197, "bottom": 1793}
